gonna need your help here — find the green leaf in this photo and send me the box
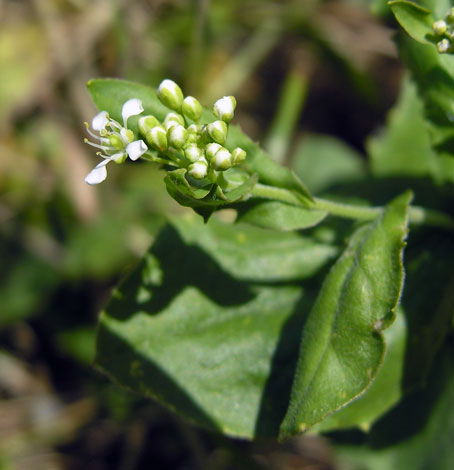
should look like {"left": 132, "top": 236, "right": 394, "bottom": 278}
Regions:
{"left": 395, "top": 29, "right": 454, "bottom": 182}
{"left": 279, "top": 191, "right": 412, "bottom": 440}
{"left": 368, "top": 77, "right": 440, "bottom": 178}
{"left": 389, "top": 1, "right": 434, "bottom": 45}
{"left": 336, "top": 342, "right": 454, "bottom": 470}
{"left": 164, "top": 169, "right": 258, "bottom": 221}
{"left": 312, "top": 307, "right": 407, "bottom": 433}
{"left": 95, "top": 216, "right": 338, "bottom": 438}
{"left": 236, "top": 200, "right": 327, "bottom": 231}
{"left": 291, "top": 134, "right": 367, "bottom": 194}
{"left": 399, "top": 229, "right": 454, "bottom": 388}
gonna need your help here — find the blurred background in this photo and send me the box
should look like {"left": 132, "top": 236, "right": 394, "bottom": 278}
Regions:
{"left": 1, "top": 0, "right": 401, "bottom": 468}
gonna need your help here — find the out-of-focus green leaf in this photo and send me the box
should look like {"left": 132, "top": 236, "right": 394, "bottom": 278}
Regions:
{"left": 57, "top": 327, "right": 96, "bottom": 365}
{"left": 399, "top": 229, "right": 454, "bottom": 388}
{"left": 236, "top": 200, "right": 327, "bottom": 231}
{"left": 395, "top": 27, "right": 454, "bottom": 181}
{"left": 368, "top": 77, "right": 440, "bottom": 178}
{"left": 389, "top": 1, "right": 434, "bottom": 44}
{"left": 95, "top": 215, "right": 338, "bottom": 438}
{"left": 0, "top": 24, "right": 46, "bottom": 123}
{"left": 292, "top": 134, "right": 366, "bottom": 193}
{"left": 312, "top": 308, "right": 407, "bottom": 433}
{"left": 279, "top": 192, "right": 411, "bottom": 440}
{"left": 0, "top": 251, "right": 58, "bottom": 327}
{"left": 336, "top": 342, "right": 454, "bottom": 470}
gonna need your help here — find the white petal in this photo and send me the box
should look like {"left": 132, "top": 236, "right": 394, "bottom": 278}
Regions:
{"left": 85, "top": 160, "right": 109, "bottom": 185}
{"left": 126, "top": 140, "right": 147, "bottom": 161}
{"left": 122, "top": 98, "right": 144, "bottom": 126}
{"left": 92, "top": 111, "right": 109, "bottom": 131}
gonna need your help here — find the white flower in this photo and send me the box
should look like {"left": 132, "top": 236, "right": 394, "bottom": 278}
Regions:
{"left": 84, "top": 99, "right": 147, "bottom": 185}
{"left": 212, "top": 96, "right": 236, "bottom": 122}
{"left": 122, "top": 98, "right": 144, "bottom": 127}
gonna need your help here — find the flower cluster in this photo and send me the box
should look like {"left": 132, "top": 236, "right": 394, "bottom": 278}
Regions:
{"left": 84, "top": 99, "right": 147, "bottom": 184}
{"left": 432, "top": 8, "right": 454, "bottom": 54}
{"left": 84, "top": 79, "right": 247, "bottom": 186}
{"left": 141, "top": 79, "right": 246, "bottom": 181}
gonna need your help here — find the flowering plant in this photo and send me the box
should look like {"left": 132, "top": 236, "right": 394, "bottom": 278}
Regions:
{"left": 86, "top": 1, "right": 454, "bottom": 458}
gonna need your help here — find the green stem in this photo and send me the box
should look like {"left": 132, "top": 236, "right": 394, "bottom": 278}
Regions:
{"left": 250, "top": 183, "right": 454, "bottom": 230}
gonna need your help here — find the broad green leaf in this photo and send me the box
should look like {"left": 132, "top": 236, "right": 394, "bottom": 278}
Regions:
{"left": 170, "top": 215, "right": 339, "bottom": 282}
{"left": 389, "top": 1, "right": 434, "bottom": 45}
{"left": 291, "top": 134, "right": 367, "bottom": 194}
{"left": 336, "top": 342, "right": 454, "bottom": 470}
{"left": 312, "top": 308, "right": 407, "bottom": 433}
{"left": 87, "top": 79, "right": 313, "bottom": 201}
{"left": 236, "top": 200, "right": 327, "bottom": 231}
{"left": 95, "top": 216, "right": 338, "bottom": 438}
{"left": 279, "top": 192, "right": 412, "bottom": 440}
{"left": 368, "top": 77, "right": 440, "bottom": 178}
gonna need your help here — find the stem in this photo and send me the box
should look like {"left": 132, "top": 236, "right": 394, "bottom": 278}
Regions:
{"left": 250, "top": 183, "right": 454, "bottom": 230}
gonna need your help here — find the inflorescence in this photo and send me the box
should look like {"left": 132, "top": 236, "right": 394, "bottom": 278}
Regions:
{"left": 432, "top": 8, "right": 454, "bottom": 54}
{"left": 84, "top": 79, "right": 246, "bottom": 185}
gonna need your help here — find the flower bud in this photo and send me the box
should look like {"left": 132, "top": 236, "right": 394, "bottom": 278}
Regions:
{"left": 157, "top": 79, "right": 184, "bottom": 111}
{"left": 205, "top": 143, "right": 222, "bottom": 161}
{"left": 207, "top": 120, "right": 227, "bottom": 144}
{"left": 213, "top": 96, "right": 236, "bottom": 122}
{"left": 164, "top": 112, "right": 185, "bottom": 131}
{"left": 146, "top": 126, "right": 168, "bottom": 152}
{"left": 231, "top": 147, "right": 246, "bottom": 165}
{"left": 167, "top": 124, "right": 188, "bottom": 149}
{"left": 437, "top": 38, "right": 451, "bottom": 53}
{"left": 188, "top": 158, "right": 208, "bottom": 179}
{"left": 211, "top": 147, "right": 232, "bottom": 171}
{"left": 433, "top": 20, "right": 447, "bottom": 35}
{"left": 187, "top": 123, "right": 201, "bottom": 134}
{"left": 182, "top": 96, "right": 203, "bottom": 121}
{"left": 138, "top": 115, "right": 160, "bottom": 135}
{"left": 447, "top": 8, "right": 454, "bottom": 23}
{"left": 184, "top": 144, "right": 204, "bottom": 163}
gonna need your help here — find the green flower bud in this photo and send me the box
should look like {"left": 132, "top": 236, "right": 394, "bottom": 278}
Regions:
{"left": 146, "top": 126, "right": 168, "bottom": 152}
{"left": 157, "top": 79, "right": 184, "bottom": 111}
{"left": 207, "top": 120, "right": 228, "bottom": 145}
{"left": 205, "top": 143, "right": 222, "bottom": 161}
{"left": 184, "top": 144, "right": 204, "bottom": 163}
{"left": 213, "top": 96, "right": 236, "bottom": 122}
{"left": 182, "top": 96, "right": 203, "bottom": 121}
{"left": 437, "top": 38, "right": 451, "bottom": 53}
{"left": 187, "top": 123, "right": 201, "bottom": 134}
{"left": 231, "top": 147, "right": 246, "bottom": 165}
{"left": 447, "top": 8, "right": 454, "bottom": 23}
{"left": 167, "top": 124, "right": 188, "bottom": 149}
{"left": 433, "top": 20, "right": 448, "bottom": 35}
{"left": 211, "top": 147, "right": 232, "bottom": 171}
{"left": 109, "top": 134, "right": 124, "bottom": 150}
{"left": 164, "top": 112, "right": 185, "bottom": 131}
{"left": 188, "top": 158, "right": 208, "bottom": 179}
{"left": 138, "top": 115, "right": 160, "bottom": 135}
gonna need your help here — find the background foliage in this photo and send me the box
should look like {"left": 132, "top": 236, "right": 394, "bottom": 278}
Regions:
{"left": 1, "top": 0, "right": 452, "bottom": 469}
